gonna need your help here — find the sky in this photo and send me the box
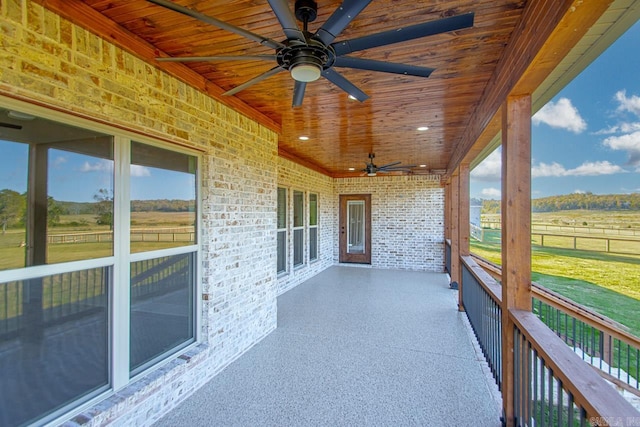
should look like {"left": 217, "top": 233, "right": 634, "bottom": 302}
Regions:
{"left": 0, "top": 141, "right": 194, "bottom": 202}
{"left": 1, "top": 19, "right": 638, "bottom": 202}
{"left": 471, "top": 19, "right": 640, "bottom": 200}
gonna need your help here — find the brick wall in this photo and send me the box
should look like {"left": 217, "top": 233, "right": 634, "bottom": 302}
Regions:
{"left": 277, "top": 157, "right": 335, "bottom": 295}
{"left": 334, "top": 175, "right": 445, "bottom": 272}
{"left": 1, "top": 2, "right": 278, "bottom": 425}
{"left": 0, "top": 2, "right": 447, "bottom": 425}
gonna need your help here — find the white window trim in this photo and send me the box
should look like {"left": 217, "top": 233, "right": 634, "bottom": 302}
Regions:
{"left": 309, "top": 193, "right": 319, "bottom": 263}
{"left": 292, "top": 189, "right": 305, "bottom": 268}
{"left": 0, "top": 95, "right": 203, "bottom": 422}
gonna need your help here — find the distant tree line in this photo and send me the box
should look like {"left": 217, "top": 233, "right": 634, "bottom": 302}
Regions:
{"left": 474, "top": 192, "right": 640, "bottom": 215}
{"left": 0, "top": 188, "right": 194, "bottom": 231}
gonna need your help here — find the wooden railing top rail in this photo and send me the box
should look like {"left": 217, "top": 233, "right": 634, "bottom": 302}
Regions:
{"left": 470, "top": 253, "right": 640, "bottom": 350}
{"left": 461, "top": 255, "right": 502, "bottom": 305}
{"left": 510, "top": 309, "right": 639, "bottom": 420}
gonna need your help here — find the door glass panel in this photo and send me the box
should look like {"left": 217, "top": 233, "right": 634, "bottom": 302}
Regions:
{"left": 347, "top": 200, "right": 365, "bottom": 254}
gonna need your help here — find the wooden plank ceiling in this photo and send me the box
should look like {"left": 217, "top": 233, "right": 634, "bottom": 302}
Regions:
{"left": 39, "top": 0, "right": 575, "bottom": 177}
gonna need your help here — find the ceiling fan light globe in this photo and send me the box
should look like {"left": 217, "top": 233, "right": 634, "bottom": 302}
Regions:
{"left": 367, "top": 172, "right": 377, "bottom": 177}
{"left": 291, "top": 64, "right": 321, "bottom": 82}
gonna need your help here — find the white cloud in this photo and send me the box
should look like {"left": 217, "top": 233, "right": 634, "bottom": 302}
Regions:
{"left": 130, "top": 165, "right": 151, "bottom": 177}
{"left": 533, "top": 98, "right": 587, "bottom": 133}
{"left": 471, "top": 148, "right": 501, "bottom": 182}
{"left": 52, "top": 156, "right": 67, "bottom": 168}
{"left": 481, "top": 187, "right": 501, "bottom": 198}
{"left": 615, "top": 90, "right": 640, "bottom": 116}
{"left": 602, "top": 130, "right": 640, "bottom": 166}
{"left": 573, "top": 189, "right": 586, "bottom": 194}
{"left": 594, "top": 122, "right": 640, "bottom": 135}
{"left": 532, "top": 160, "right": 625, "bottom": 177}
{"left": 80, "top": 160, "right": 112, "bottom": 172}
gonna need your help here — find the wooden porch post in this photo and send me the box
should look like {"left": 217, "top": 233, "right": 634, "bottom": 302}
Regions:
{"left": 449, "top": 170, "right": 460, "bottom": 293}
{"left": 501, "top": 94, "right": 533, "bottom": 425}
{"left": 444, "top": 178, "right": 451, "bottom": 242}
{"left": 457, "top": 163, "right": 470, "bottom": 311}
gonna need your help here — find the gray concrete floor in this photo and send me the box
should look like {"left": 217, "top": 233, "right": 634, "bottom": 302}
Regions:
{"left": 154, "top": 266, "right": 502, "bottom": 426}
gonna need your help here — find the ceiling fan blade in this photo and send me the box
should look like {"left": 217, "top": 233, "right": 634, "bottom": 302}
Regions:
{"left": 267, "top": 0, "right": 305, "bottom": 40}
{"left": 292, "top": 81, "right": 307, "bottom": 107}
{"left": 333, "top": 12, "right": 474, "bottom": 56}
{"left": 315, "top": 0, "right": 373, "bottom": 46}
{"left": 147, "top": 0, "right": 285, "bottom": 50}
{"left": 156, "top": 55, "right": 277, "bottom": 62}
{"left": 377, "top": 161, "right": 402, "bottom": 169}
{"left": 0, "top": 122, "right": 22, "bottom": 129}
{"left": 380, "top": 167, "right": 416, "bottom": 172}
{"left": 334, "top": 57, "right": 434, "bottom": 78}
{"left": 322, "top": 69, "right": 369, "bottom": 102}
{"left": 223, "top": 66, "right": 285, "bottom": 96}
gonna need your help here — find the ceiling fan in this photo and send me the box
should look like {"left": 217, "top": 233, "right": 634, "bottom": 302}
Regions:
{"left": 362, "top": 153, "right": 415, "bottom": 176}
{"left": 148, "top": 0, "right": 474, "bottom": 107}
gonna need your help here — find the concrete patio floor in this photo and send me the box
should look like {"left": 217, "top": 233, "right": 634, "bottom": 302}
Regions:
{"left": 154, "top": 266, "right": 502, "bottom": 426}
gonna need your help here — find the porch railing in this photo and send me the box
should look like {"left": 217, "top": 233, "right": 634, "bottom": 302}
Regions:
{"left": 445, "top": 239, "right": 452, "bottom": 275}
{"left": 460, "top": 255, "right": 639, "bottom": 425}
{"left": 472, "top": 254, "right": 640, "bottom": 395}
{"left": 461, "top": 255, "right": 503, "bottom": 389}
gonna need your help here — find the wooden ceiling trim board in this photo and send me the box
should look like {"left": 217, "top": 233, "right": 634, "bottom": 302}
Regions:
{"left": 446, "top": 0, "right": 579, "bottom": 173}
{"left": 36, "top": 0, "right": 282, "bottom": 133}
{"left": 278, "top": 147, "right": 333, "bottom": 177}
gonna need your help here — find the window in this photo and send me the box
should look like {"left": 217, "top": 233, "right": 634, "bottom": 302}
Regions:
{"left": 129, "top": 142, "right": 197, "bottom": 375}
{"left": 0, "top": 105, "right": 199, "bottom": 425}
{"left": 293, "top": 190, "right": 304, "bottom": 267}
{"left": 309, "top": 193, "right": 318, "bottom": 261}
{"left": 277, "top": 187, "right": 287, "bottom": 274}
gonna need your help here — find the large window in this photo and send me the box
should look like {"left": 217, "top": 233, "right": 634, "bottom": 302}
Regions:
{"left": 309, "top": 193, "right": 318, "bottom": 261}
{"left": 293, "top": 190, "right": 304, "bottom": 267}
{"left": 277, "top": 187, "right": 287, "bottom": 274}
{"left": 0, "top": 105, "right": 199, "bottom": 426}
{"left": 129, "top": 142, "right": 197, "bottom": 375}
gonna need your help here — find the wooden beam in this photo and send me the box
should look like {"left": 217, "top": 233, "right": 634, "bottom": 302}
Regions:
{"left": 457, "top": 163, "right": 470, "bottom": 311}
{"left": 278, "top": 148, "right": 332, "bottom": 177}
{"left": 501, "top": 94, "right": 532, "bottom": 426}
{"left": 36, "top": 0, "right": 281, "bottom": 134}
{"left": 448, "top": 0, "right": 609, "bottom": 172}
{"left": 449, "top": 170, "right": 460, "bottom": 294}
{"left": 444, "top": 179, "right": 451, "bottom": 241}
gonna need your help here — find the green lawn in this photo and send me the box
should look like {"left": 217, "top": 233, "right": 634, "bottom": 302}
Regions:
{"left": 471, "top": 235, "right": 640, "bottom": 336}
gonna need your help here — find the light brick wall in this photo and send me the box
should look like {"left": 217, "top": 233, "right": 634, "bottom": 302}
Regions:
{"left": 1, "top": 2, "right": 447, "bottom": 426}
{"left": 277, "top": 157, "right": 335, "bottom": 295}
{"left": 1, "top": 2, "right": 278, "bottom": 425}
{"left": 335, "top": 175, "right": 445, "bottom": 272}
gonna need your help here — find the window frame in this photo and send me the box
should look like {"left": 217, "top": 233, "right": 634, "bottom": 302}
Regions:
{"left": 308, "top": 193, "right": 318, "bottom": 262}
{"left": 276, "top": 187, "right": 288, "bottom": 275}
{"left": 0, "top": 96, "right": 202, "bottom": 425}
{"left": 292, "top": 189, "right": 305, "bottom": 268}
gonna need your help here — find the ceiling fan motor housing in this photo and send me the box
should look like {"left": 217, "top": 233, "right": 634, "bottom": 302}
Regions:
{"left": 295, "top": 0, "right": 318, "bottom": 24}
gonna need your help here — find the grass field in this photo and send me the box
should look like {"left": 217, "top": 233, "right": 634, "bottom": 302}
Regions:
{"left": 471, "top": 210, "right": 640, "bottom": 336}
{"left": 0, "top": 212, "right": 195, "bottom": 271}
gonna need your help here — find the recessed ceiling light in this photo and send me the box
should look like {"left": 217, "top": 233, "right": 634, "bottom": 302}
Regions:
{"left": 348, "top": 95, "right": 357, "bottom": 101}
{"left": 417, "top": 126, "right": 429, "bottom": 131}
{"left": 419, "top": 164, "right": 427, "bottom": 168}
{"left": 298, "top": 136, "right": 309, "bottom": 141}
{"left": 348, "top": 167, "right": 355, "bottom": 171}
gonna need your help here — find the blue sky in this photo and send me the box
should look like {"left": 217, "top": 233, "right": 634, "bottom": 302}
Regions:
{"left": 0, "top": 141, "right": 194, "bottom": 202}
{"left": 471, "top": 20, "right": 640, "bottom": 200}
